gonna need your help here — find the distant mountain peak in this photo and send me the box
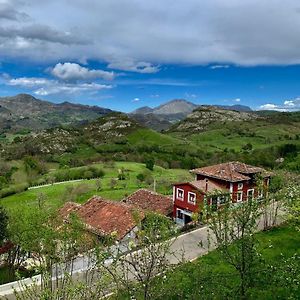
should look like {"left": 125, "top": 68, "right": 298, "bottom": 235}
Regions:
{"left": 131, "top": 106, "right": 154, "bottom": 115}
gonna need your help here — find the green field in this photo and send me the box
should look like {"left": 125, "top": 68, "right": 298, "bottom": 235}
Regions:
{"left": 0, "top": 162, "right": 192, "bottom": 211}
{"left": 172, "top": 120, "right": 300, "bottom": 152}
{"left": 129, "top": 223, "right": 300, "bottom": 299}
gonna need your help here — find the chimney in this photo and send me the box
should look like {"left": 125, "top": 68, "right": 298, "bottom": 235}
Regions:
{"left": 205, "top": 178, "right": 208, "bottom": 192}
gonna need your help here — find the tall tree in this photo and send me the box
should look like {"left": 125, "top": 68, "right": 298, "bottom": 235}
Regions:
{"left": 204, "top": 195, "right": 262, "bottom": 299}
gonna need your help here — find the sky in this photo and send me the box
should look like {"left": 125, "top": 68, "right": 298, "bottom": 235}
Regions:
{"left": 0, "top": 0, "right": 300, "bottom": 112}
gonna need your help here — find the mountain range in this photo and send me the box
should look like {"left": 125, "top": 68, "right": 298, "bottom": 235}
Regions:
{"left": 129, "top": 99, "right": 252, "bottom": 131}
{"left": 0, "top": 94, "right": 112, "bottom": 132}
{"left": 0, "top": 94, "right": 253, "bottom": 133}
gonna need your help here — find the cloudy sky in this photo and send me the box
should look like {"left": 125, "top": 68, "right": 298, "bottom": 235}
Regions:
{"left": 1, "top": 0, "right": 300, "bottom": 112}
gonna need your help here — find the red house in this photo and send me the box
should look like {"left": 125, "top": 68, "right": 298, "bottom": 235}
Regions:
{"left": 173, "top": 161, "right": 270, "bottom": 225}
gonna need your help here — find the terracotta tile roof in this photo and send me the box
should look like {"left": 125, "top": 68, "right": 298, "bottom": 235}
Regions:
{"left": 59, "top": 202, "right": 80, "bottom": 219}
{"left": 191, "top": 161, "right": 266, "bottom": 182}
{"left": 0, "top": 241, "right": 14, "bottom": 255}
{"left": 189, "top": 180, "right": 224, "bottom": 193}
{"left": 123, "top": 189, "right": 173, "bottom": 216}
{"left": 60, "top": 196, "right": 143, "bottom": 240}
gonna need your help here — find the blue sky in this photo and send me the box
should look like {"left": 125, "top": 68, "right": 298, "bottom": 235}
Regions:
{"left": 1, "top": 0, "right": 300, "bottom": 112}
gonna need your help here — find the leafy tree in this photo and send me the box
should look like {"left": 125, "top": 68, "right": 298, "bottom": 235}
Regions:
{"left": 95, "top": 178, "right": 102, "bottom": 191}
{"left": 145, "top": 158, "right": 154, "bottom": 171}
{"left": 204, "top": 196, "right": 262, "bottom": 299}
{"left": 0, "top": 206, "right": 8, "bottom": 246}
{"left": 110, "top": 178, "right": 117, "bottom": 189}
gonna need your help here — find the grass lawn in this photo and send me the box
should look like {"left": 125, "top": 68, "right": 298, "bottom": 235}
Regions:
{"left": 0, "top": 161, "right": 192, "bottom": 212}
{"left": 0, "top": 266, "right": 34, "bottom": 285}
{"left": 172, "top": 121, "right": 300, "bottom": 153}
{"left": 148, "top": 223, "right": 300, "bottom": 300}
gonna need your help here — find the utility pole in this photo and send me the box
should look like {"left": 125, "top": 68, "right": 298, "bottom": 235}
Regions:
{"left": 153, "top": 178, "right": 156, "bottom": 192}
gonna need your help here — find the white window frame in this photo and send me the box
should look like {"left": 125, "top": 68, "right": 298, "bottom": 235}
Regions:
{"left": 238, "top": 182, "right": 243, "bottom": 190}
{"left": 237, "top": 191, "right": 243, "bottom": 202}
{"left": 258, "top": 189, "right": 264, "bottom": 199}
{"left": 188, "top": 192, "right": 196, "bottom": 205}
{"left": 176, "top": 208, "right": 184, "bottom": 219}
{"left": 247, "top": 189, "right": 254, "bottom": 200}
{"left": 176, "top": 188, "right": 184, "bottom": 201}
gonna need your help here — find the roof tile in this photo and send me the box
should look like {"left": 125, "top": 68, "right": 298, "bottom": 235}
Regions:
{"left": 123, "top": 189, "right": 172, "bottom": 215}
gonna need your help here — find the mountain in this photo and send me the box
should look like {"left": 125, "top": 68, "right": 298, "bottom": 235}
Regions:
{"left": 128, "top": 113, "right": 172, "bottom": 132}
{"left": 152, "top": 99, "right": 198, "bottom": 115}
{"left": 0, "top": 94, "right": 113, "bottom": 132}
{"left": 131, "top": 106, "right": 154, "bottom": 114}
{"left": 129, "top": 99, "right": 198, "bottom": 130}
{"left": 130, "top": 99, "right": 252, "bottom": 131}
{"left": 168, "top": 105, "right": 260, "bottom": 133}
{"left": 216, "top": 104, "right": 252, "bottom": 112}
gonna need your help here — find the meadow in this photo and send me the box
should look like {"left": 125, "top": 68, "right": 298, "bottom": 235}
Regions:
{"left": 125, "top": 222, "right": 300, "bottom": 299}
{"left": 0, "top": 161, "right": 192, "bottom": 212}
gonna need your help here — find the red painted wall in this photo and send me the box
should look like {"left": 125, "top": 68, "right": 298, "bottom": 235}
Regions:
{"left": 173, "top": 183, "right": 204, "bottom": 217}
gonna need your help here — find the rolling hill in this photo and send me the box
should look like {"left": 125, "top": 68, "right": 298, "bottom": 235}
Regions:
{"left": 168, "top": 105, "right": 260, "bottom": 133}
{"left": 0, "top": 94, "right": 113, "bottom": 132}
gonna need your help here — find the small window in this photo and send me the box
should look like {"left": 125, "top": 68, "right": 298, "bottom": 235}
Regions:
{"left": 237, "top": 191, "right": 243, "bottom": 202}
{"left": 177, "top": 188, "right": 184, "bottom": 200}
{"left": 247, "top": 189, "right": 254, "bottom": 200}
{"left": 258, "top": 189, "right": 264, "bottom": 199}
{"left": 177, "top": 209, "right": 184, "bottom": 219}
{"left": 188, "top": 192, "right": 196, "bottom": 205}
{"left": 238, "top": 183, "right": 243, "bottom": 190}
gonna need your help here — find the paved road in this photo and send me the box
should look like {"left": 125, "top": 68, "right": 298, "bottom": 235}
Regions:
{"left": 0, "top": 207, "right": 283, "bottom": 299}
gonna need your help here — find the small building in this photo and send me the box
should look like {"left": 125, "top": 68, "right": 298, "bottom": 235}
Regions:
{"left": 60, "top": 196, "right": 144, "bottom": 243}
{"left": 123, "top": 189, "right": 173, "bottom": 217}
{"left": 173, "top": 161, "right": 270, "bottom": 225}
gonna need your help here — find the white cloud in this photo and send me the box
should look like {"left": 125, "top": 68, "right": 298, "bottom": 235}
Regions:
{"left": 260, "top": 103, "right": 280, "bottom": 110}
{"left": 8, "top": 77, "right": 51, "bottom": 87}
{"left": 184, "top": 93, "right": 197, "bottom": 99}
{"left": 259, "top": 98, "right": 300, "bottom": 111}
{"left": 2, "top": 1, "right": 300, "bottom": 68}
{"left": 107, "top": 60, "right": 160, "bottom": 74}
{"left": 210, "top": 65, "right": 230, "bottom": 69}
{"left": 132, "top": 97, "right": 140, "bottom": 102}
{"left": 235, "top": 98, "right": 241, "bottom": 102}
{"left": 7, "top": 76, "right": 112, "bottom": 95}
{"left": 283, "top": 100, "right": 295, "bottom": 107}
{"left": 51, "top": 62, "right": 115, "bottom": 81}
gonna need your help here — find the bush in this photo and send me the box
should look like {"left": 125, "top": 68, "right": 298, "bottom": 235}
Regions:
{"left": 145, "top": 158, "right": 154, "bottom": 171}
{"left": 0, "top": 183, "right": 29, "bottom": 198}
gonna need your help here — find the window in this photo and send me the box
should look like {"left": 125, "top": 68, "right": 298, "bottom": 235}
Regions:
{"left": 218, "top": 195, "right": 227, "bottom": 205}
{"left": 237, "top": 191, "right": 243, "bottom": 202}
{"left": 188, "top": 192, "right": 196, "bottom": 205}
{"left": 177, "top": 209, "right": 184, "bottom": 219}
{"left": 258, "top": 189, "right": 264, "bottom": 199}
{"left": 238, "top": 182, "right": 243, "bottom": 190}
{"left": 177, "top": 188, "right": 184, "bottom": 200}
{"left": 247, "top": 189, "right": 254, "bottom": 200}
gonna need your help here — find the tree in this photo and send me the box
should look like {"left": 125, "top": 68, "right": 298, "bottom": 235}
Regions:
{"left": 0, "top": 206, "right": 8, "bottom": 246}
{"left": 145, "top": 158, "right": 154, "bottom": 171}
{"left": 95, "top": 178, "right": 102, "bottom": 191}
{"left": 204, "top": 196, "right": 262, "bottom": 299}
{"left": 110, "top": 178, "right": 117, "bottom": 189}
{"left": 10, "top": 206, "right": 99, "bottom": 299}
{"left": 96, "top": 212, "right": 176, "bottom": 300}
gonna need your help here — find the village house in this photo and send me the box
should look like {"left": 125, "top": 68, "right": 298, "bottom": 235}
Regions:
{"left": 173, "top": 161, "right": 270, "bottom": 225}
{"left": 60, "top": 189, "right": 172, "bottom": 244}
{"left": 60, "top": 196, "right": 144, "bottom": 244}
